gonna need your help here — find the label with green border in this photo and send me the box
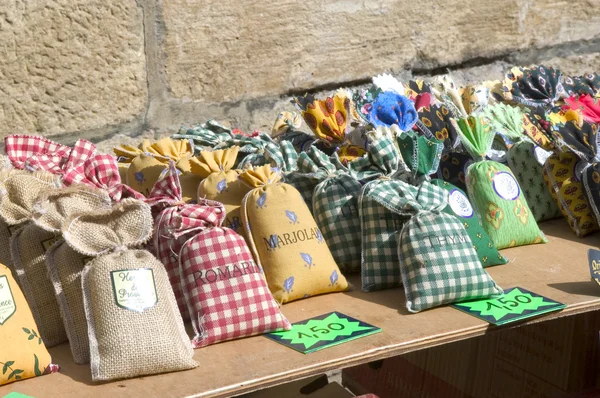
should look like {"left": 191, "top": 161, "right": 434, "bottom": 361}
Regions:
{"left": 0, "top": 275, "right": 16, "bottom": 326}
{"left": 265, "top": 312, "right": 381, "bottom": 354}
{"left": 110, "top": 268, "right": 157, "bottom": 313}
{"left": 452, "top": 287, "right": 565, "bottom": 325}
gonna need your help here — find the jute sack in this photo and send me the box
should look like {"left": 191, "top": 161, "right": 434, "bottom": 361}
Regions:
{"left": 0, "top": 264, "right": 59, "bottom": 386}
{"left": 177, "top": 199, "right": 291, "bottom": 347}
{"left": 240, "top": 165, "right": 348, "bottom": 303}
{"left": 32, "top": 186, "right": 112, "bottom": 364}
{"left": 391, "top": 181, "right": 503, "bottom": 313}
{"left": 0, "top": 170, "right": 28, "bottom": 275}
{"left": 454, "top": 115, "right": 547, "bottom": 249}
{"left": 0, "top": 172, "right": 68, "bottom": 347}
{"left": 63, "top": 199, "right": 197, "bottom": 381}
{"left": 190, "top": 146, "right": 250, "bottom": 235}
{"left": 149, "top": 162, "right": 204, "bottom": 321}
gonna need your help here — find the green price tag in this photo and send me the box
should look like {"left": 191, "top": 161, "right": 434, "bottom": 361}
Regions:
{"left": 452, "top": 287, "right": 565, "bottom": 325}
{"left": 265, "top": 312, "right": 381, "bottom": 354}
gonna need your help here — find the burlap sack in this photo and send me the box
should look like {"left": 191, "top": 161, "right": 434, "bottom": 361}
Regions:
{"left": 190, "top": 146, "right": 250, "bottom": 234}
{"left": 63, "top": 199, "right": 197, "bottom": 381}
{"left": 31, "top": 186, "right": 112, "bottom": 364}
{"left": 0, "top": 264, "right": 58, "bottom": 386}
{"left": 240, "top": 165, "right": 348, "bottom": 303}
{"left": 0, "top": 169, "right": 28, "bottom": 275}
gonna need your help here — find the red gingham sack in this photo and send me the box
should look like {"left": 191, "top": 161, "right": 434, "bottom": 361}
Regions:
{"left": 177, "top": 199, "right": 291, "bottom": 348}
{"left": 147, "top": 162, "right": 200, "bottom": 321}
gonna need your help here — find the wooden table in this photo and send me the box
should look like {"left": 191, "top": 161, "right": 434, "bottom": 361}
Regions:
{"left": 1, "top": 218, "right": 599, "bottom": 398}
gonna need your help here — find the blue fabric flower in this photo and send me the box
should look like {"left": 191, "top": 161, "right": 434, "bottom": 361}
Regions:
{"left": 368, "top": 92, "right": 418, "bottom": 131}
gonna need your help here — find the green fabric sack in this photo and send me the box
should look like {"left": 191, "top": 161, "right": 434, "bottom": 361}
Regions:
{"left": 173, "top": 120, "right": 234, "bottom": 153}
{"left": 350, "top": 131, "right": 410, "bottom": 292}
{"left": 292, "top": 147, "right": 363, "bottom": 274}
{"left": 485, "top": 103, "right": 561, "bottom": 223}
{"left": 390, "top": 181, "right": 503, "bottom": 313}
{"left": 396, "top": 130, "right": 443, "bottom": 183}
{"left": 430, "top": 180, "right": 508, "bottom": 267}
{"left": 454, "top": 116, "right": 547, "bottom": 249}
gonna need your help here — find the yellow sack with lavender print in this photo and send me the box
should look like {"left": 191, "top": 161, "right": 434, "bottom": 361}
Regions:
{"left": 190, "top": 146, "right": 250, "bottom": 234}
{"left": 0, "top": 264, "right": 58, "bottom": 386}
{"left": 114, "top": 137, "right": 200, "bottom": 201}
{"left": 240, "top": 165, "right": 348, "bottom": 304}
{"left": 454, "top": 116, "right": 547, "bottom": 249}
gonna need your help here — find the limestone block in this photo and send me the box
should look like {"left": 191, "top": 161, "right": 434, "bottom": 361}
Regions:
{"left": 0, "top": 0, "right": 147, "bottom": 137}
{"left": 160, "top": 0, "right": 600, "bottom": 103}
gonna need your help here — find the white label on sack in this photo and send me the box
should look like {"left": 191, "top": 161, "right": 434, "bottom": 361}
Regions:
{"left": 533, "top": 145, "right": 552, "bottom": 166}
{"left": 493, "top": 172, "right": 520, "bottom": 201}
{"left": 111, "top": 269, "right": 158, "bottom": 313}
{"left": 0, "top": 276, "right": 16, "bottom": 325}
{"left": 448, "top": 189, "right": 474, "bottom": 218}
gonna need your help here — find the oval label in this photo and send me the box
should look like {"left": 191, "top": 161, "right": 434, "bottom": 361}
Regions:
{"left": 493, "top": 172, "right": 520, "bottom": 201}
{"left": 0, "top": 275, "right": 16, "bottom": 325}
{"left": 448, "top": 189, "right": 474, "bottom": 218}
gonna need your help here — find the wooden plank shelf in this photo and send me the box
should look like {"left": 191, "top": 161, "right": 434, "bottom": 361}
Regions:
{"left": 1, "top": 218, "right": 600, "bottom": 397}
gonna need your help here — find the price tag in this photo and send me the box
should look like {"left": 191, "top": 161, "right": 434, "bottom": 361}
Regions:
{"left": 452, "top": 287, "right": 565, "bottom": 325}
{"left": 588, "top": 248, "right": 600, "bottom": 287}
{"left": 265, "top": 312, "right": 381, "bottom": 354}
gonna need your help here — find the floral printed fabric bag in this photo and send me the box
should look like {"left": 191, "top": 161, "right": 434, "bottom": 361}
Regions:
{"left": 430, "top": 180, "right": 508, "bottom": 267}
{"left": 114, "top": 137, "right": 200, "bottom": 201}
{"left": 190, "top": 146, "right": 250, "bottom": 234}
{"left": 350, "top": 131, "right": 411, "bottom": 292}
{"left": 485, "top": 104, "right": 562, "bottom": 223}
{"left": 523, "top": 111, "right": 599, "bottom": 236}
{"left": 294, "top": 147, "right": 364, "bottom": 274}
{"left": 177, "top": 199, "right": 291, "bottom": 347}
{"left": 454, "top": 116, "right": 547, "bottom": 249}
{"left": 0, "top": 263, "right": 59, "bottom": 386}
{"left": 63, "top": 199, "right": 197, "bottom": 381}
{"left": 240, "top": 165, "right": 348, "bottom": 303}
{"left": 33, "top": 186, "right": 112, "bottom": 364}
{"left": 391, "top": 181, "right": 503, "bottom": 313}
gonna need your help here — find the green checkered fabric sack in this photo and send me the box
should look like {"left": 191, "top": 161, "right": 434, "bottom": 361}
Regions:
{"left": 288, "top": 147, "right": 364, "bottom": 273}
{"left": 396, "top": 130, "right": 443, "bottom": 182}
{"left": 430, "top": 179, "right": 508, "bottom": 267}
{"left": 350, "top": 131, "right": 410, "bottom": 292}
{"left": 172, "top": 120, "right": 234, "bottom": 153}
{"left": 388, "top": 181, "right": 503, "bottom": 313}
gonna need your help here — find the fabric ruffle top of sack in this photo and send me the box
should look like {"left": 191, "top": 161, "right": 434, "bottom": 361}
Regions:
{"left": 31, "top": 186, "right": 113, "bottom": 364}
{"left": 485, "top": 104, "right": 562, "bottom": 223}
{"left": 114, "top": 137, "right": 200, "bottom": 201}
{"left": 0, "top": 263, "right": 59, "bottom": 386}
{"left": 148, "top": 162, "right": 207, "bottom": 321}
{"left": 501, "top": 65, "right": 566, "bottom": 108}
{"left": 190, "top": 146, "right": 250, "bottom": 235}
{"left": 271, "top": 111, "right": 316, "bottom": 152}
{"left": 350, "top": 130, "right": 412, "bottom": 292}
{"left": 390, "top": 181, "right": 503, "bottom": 313}
{"left": 240, "top": 165, "right": 348, "bottom": 303}
{"left": 294, "top": 146, "right": 364, "bottom": 274}
{"left": 563, "top": 94, "right": 600, "bottom": 124}
{"left": 63, "top": 199, "right": 197, "bottom": 381}
{"left": 454, "top": 115, "right": 547, "bottom": 249}
{"left": 0, "top": 171, "right": 69, "bottom": 348}
{"left": 172, "top": 120, "right": 235, "bottom": 152}
{"left": 176, "top": 198, "right": 291, "bottom": 347}
{"left": 523, "top": 110, "right": 600, "bottom": 237}
{"left": 563, "top": 73, "right": 600, "bottom": 98}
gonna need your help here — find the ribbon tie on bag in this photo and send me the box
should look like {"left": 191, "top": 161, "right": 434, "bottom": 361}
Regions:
{"left": 146, "top": 161, "right": 185, "bottom": 208}
{"left": 62, "top": 154, "right": 145, "bottom": 202}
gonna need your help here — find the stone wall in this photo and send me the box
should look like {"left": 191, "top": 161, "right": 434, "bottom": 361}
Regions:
{"left": 1, "top": 0, "right": 600, "bottom": 147}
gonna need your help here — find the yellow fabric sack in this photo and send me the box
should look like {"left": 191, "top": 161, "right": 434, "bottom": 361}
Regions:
{"left": 240, "top": 165, "right": 348, "bottom": 303}
{"left": 0, "top": 264, "right": 58, "bottom": 386}
{"left": 114, "top": 137, "right": 198, "bottom": 201}
{"left": 190, "top": 146, "right": 250, "bottom": 234}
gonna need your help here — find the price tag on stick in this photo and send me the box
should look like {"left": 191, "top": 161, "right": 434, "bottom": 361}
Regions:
{"left": 265, "top": 312, "right": 381, "bottom": 354}
{"left": 452, "top": 287, "right": 565, "bottom": 325}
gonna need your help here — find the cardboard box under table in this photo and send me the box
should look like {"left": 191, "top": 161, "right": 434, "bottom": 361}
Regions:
{"left": 1, "top": 219, "right": 600, "bottom": 397}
